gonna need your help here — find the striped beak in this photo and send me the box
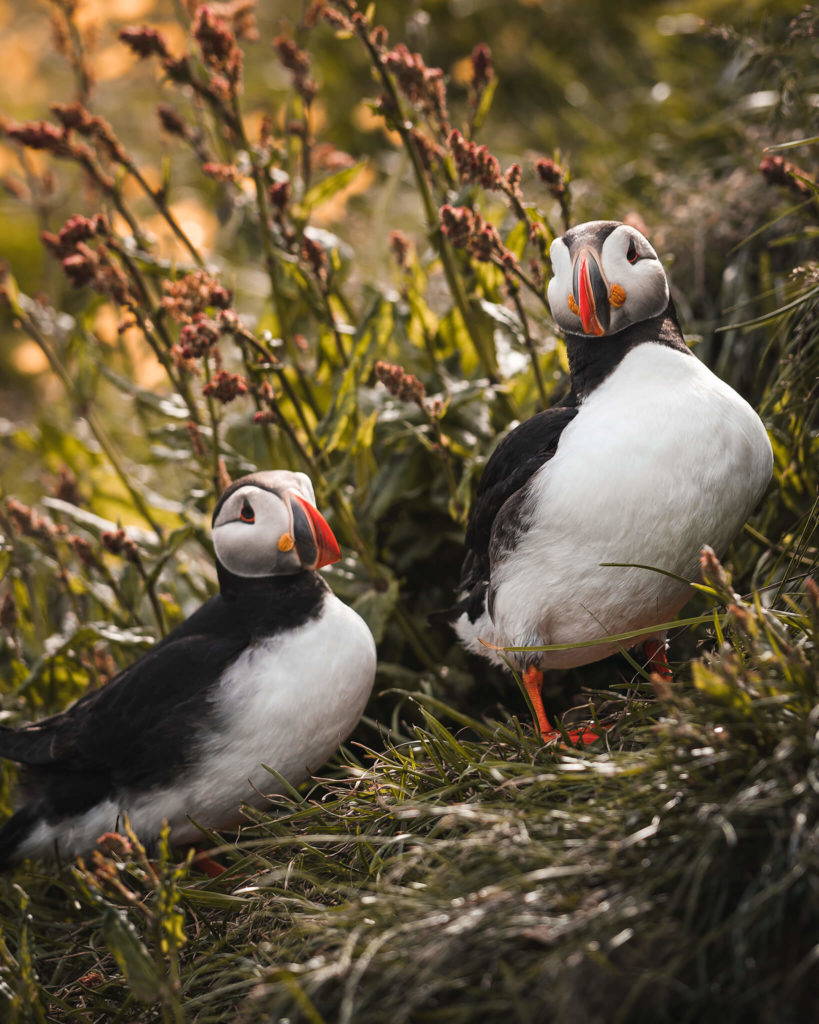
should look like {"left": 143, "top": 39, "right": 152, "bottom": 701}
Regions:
{"left": 288, "top": 492, "right": 341, "bottom": 570}
{"left": 572, "top": 248, "right": 610, "bottom": 336}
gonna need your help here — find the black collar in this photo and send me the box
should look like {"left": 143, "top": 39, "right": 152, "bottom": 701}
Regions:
{"left": 564, "top": 297, "right": 690, "bottom": 402}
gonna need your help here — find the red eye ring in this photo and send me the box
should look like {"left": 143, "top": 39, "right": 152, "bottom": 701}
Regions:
{"left": 627, "top": 238, "right": 640, "bottom": 264}
{"left": 239, "top": 499, "right": 255, "bottom": 523}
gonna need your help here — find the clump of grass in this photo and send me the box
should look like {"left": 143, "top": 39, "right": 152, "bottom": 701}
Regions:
{"left": 0, "top": 568, "right": 816, "bottom": 1022}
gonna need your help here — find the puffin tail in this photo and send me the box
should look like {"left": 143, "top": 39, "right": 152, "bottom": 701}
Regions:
{"left": 0, "top": 725, "right": 57, "bottom": 765}
{"left": 0, "top": 803, "right": 40, "bottom": 870}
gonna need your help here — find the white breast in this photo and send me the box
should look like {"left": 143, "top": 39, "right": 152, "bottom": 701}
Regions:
{"left": 486, "top": 344, "right": 772, "bottom": 667}
{"left": 160, "top": 593, "right": 377, "bottom": 842}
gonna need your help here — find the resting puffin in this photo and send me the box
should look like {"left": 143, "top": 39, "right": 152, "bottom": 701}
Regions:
{"left": 450, "top": 220, "right": 772, "bottom": 739}
{"left": 0, "top": 470, "right": 376, "bottom": 867}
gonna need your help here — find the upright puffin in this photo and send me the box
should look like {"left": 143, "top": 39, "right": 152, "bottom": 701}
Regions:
{"left": 0, "top": 470, "right": 376, "bottom": 867}
{"left": 450, "top": 220, "right": 772, "bottom": 739}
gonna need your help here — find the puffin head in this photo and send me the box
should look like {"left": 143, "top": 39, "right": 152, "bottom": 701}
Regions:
{"left": 212, "top": 470, "right": 340, "bottom": 581}
{"left": 547, "top": 221, "right": 670, "bottom": 337}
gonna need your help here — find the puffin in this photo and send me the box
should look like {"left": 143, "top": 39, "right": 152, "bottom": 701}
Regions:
{"left": 0, "top": 470, "right": 377, "bottom": 868}
{"left": 449, "top": 220, "right": 772, "bottom": 740}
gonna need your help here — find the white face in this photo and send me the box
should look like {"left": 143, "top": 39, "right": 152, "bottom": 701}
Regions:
{"left": 547, "top": 223, "right": 669, "bottom": 337}
{"left": 211, "top": 470, "right": 338, "bottom": 579}
{"left": 213, "top": 484, "right": 301, "bottom": 578}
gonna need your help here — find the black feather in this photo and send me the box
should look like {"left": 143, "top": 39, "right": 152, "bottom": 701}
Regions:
{"left": 438, "top": 403, "right": 578, "bottom": 625}
{"left": 0, "top": 570, "right": 328, "bottom": 862}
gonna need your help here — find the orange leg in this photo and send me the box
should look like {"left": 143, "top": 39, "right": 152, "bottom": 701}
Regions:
{"left": 644, "top": 638, "right": 672, "bottom": 680}
{"left": 191, "top": 849, "right": 226, "bottom": 877}
{"left": 522, "top": 666, "right": 601, "bottom": 746}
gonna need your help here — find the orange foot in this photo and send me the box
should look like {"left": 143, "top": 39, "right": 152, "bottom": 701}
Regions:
{"left": 191, "top": 849, "right": 226, "bottom": 877}
{"left": 521, "top": 666, "right": 603, "bottom": 746}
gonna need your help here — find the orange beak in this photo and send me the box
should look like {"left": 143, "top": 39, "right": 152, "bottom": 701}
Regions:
{"left": 289, "top": 492, "right": 341, "bottom": 569}
{"left": 573, "top": 249, "right": 610, "bottom": 336}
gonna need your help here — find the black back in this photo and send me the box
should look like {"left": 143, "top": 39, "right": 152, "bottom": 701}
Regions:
{"left": 448, "top": 401, "right": 578, "bottom": 624}
{"left": 0, "top": 571, "right": 328, "bottom": 841}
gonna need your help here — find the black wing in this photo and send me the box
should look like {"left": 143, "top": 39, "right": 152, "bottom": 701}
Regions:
{"left": 453, "top": 404, "right": 578, "bottom": 620}
{"left": 0, "top": 629, "right": 248, "bottom": 789}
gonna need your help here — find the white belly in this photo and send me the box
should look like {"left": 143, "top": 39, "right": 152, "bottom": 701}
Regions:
{"left": 161, "top": 593, "right": 377, "bottom": 842}
{"left": 486, "top": 344, "right": 772, "bottom": 668}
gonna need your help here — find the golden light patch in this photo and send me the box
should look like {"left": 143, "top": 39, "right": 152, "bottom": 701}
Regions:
{"left": 94, "top": 304, "right": 120, "bottom": 345}
{"left": 451, "top": 55, "right": 473, "bottom": 86}
{"left": 242, "top": 108, "right": 268, "bottom": 144}
{"left": 0, "top": 143, "right": 18, "bottom": 175}
{"left": 121, "top": 326, "right": 168, "bottom": 388}
{"left": 278, "top": 533, "right": 295, "bottom": 552}
{"left": 76, "top": 0, "right": 157, "bottom": 30}
{"left": 94, "top": 43, "right": 138, "bottom": 82}
{"left": 144, "top": 198, "right": 218, "bottom": 259}
{"left": 11, "top": 340, "right": 49, "bottom": 375}
{"left": 0, "top": 37, "right": 43, "bottom": 100}
{"left": 352, "top": 100, "right": 401, "bottom": 147}
{"left": 307, "top": 100, "right": 326, "bottom": 136}
{"left": 567, "top": 294, "right": 579, "bottom": 315}
{"left": 149, "top": 21, "right": 188, "bottom": 64}
{"left": 121, "top": 164, "right": 162, "bottom": 200}
{"left": 610, "top": 284, "right": 626, "bottom": 307}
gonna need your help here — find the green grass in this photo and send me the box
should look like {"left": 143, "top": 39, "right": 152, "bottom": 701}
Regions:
{"left": 1, "top": 576, "right": 817, "bottom": 1022}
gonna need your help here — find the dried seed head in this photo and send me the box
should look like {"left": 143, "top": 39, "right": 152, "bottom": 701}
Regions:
{"left": 194, "top": 6, "right": 244, "bottom": 88}
{"left": 302, "top": 235, "right": 329, "bottom": 283}
{"left": 95, "top": 832, "right": 133, "bottom": 859}
{"left": 101, "top": 528, "right": 140, "bottom": 563}
{"left": 383, "top": 43, "right": 449, "bottom": 128}
{"left": 202, "top": 370, "right": 248, "bottom": 403}
{"left": 323, "top": 8, "right": 354, "bottom": 33}
{"left": 273, "top": 35, "right": 317, "bottom": 103}
{"left": 535, "top": 157, "right": 567, "bottom": 199}
{"left": 269, "top": 179, "right": 291, "bottom": 209}
{"left": 439, "top": 204, "right": 476, "bottom": 248}
{"left": 759, "top": 154, "right": 813, "bottom": 199}
{"left": 389, "top": 230, "right": 412, "bottom": 270}
{"left": 374, "top": 360, "right": 426, "bottom": 404}
{"left": 179, "top": 313, "right": 222, "bottom": 357}
{"left": 55, "top": 466, "right": 83, "bottom": 505}
{"left": 448, "top": 129, "right": 502, "bottom": 189}
{"left": 68, "top": 534, "right": 100, "bottom": 570}
{"left": 157, "top": 104, "right": 188, "bottom": 138}
{"left": 162, "top": 271, "right": 232, "bottom": 322}
{"left": 471, "top": 43, "right": 494, "bottom": 92}
{"left": 119, "top": 25, "right": 170, "bottom": 60}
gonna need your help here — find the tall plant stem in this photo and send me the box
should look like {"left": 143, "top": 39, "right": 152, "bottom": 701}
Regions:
{"left": 230, "top": 94, "right": 322, "bottom": 417}
{"left": 510, "top": 290, "right": 549, "bottom": 407}
{"left": 11, "top": 301, "right": 164, "bottom": 539}
{"left": 356, "top": 30, "right": 499, "bottom": 384}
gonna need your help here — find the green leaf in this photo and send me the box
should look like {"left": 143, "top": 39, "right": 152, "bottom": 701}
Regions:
{"left": 301, "top": 161, "right": 368, "bottom": 215}
{"left": 472, "top": 76, "right": 498, "bottom": 133}
{"left": 102, "top": 908, "right": 162, "bottom": 1003}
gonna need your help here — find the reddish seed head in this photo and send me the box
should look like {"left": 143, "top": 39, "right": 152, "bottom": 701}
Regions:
{"left": 202, "top": 370, "right": 248, "bottom": 404}
{"left": 471, "top": 43, "right": 493, "bottom": 91}
{"left": 119, "top": 25, "right": 170, "bottom": 59}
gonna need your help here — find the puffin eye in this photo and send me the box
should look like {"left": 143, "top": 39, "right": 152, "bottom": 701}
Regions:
{"left": 626, "top": 237, "right": 640, "bottom": 264}
{"left": 239, "top": 499, "right": 255, "bottom": 524}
